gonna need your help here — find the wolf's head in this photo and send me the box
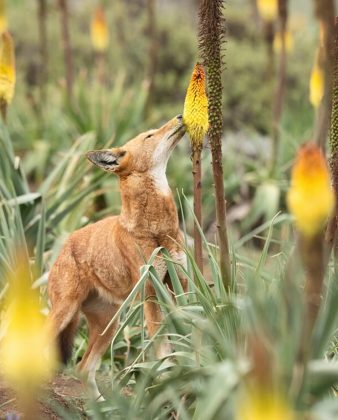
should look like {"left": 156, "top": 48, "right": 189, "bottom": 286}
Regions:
{"left": 86, "top": 115, "right": 185, "bottom": 178}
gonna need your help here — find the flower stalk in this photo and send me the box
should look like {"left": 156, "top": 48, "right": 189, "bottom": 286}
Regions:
{"left": 183, "top": 63, "right": 209, "bottom": 274}
{"left": 257, "top": 0, "right": 277, "bottom": 78}
{"left": 144, "top": 0, "right": 158, "bottom": 116}
{"left": 37, "top": 0, "right": 48, "bottom": 104}
{"left": 287, "top": 143, "right": 334, "bottom": 392}
{"left": 313, "top": 0, "right": 335, "bottom": 149}
{"left": 198, "top": 0, "right": 231, "bottom": 289}
{"left": 325, "top": 18, "right": 338, "bottom": 254}
{"left": 270, "top": 0, "right": 288, "bottom": 174}
{"left": 58, "top": 0, "right": 73, "bottom": 99}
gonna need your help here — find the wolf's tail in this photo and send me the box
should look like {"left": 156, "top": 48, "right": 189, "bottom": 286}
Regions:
{"left": 57, "top": 313, "right": 80, "bottom": 364}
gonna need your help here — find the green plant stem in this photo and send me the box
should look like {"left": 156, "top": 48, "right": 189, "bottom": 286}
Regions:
{"left": 198, "top": 0, "right": 231, "bottom": 290}
{"left": 263, "top": 20, "right": 275, "bottom": 79}
{"left": 270, "top": 0, "right": 288, "bottom": 175}
{"left": 210, "top": 140, "right": 231, "bottom": 288}
{"left": 144, "top": 0, "right": 158, "bottom": 116}
{"left": 0, "top": 98, "right": 7, "bottom": 123}
{"left": 96, "top": 51, "right": 106, "bottom": 85}
{"left": 58, "top": 0, "right": 73, "bottom": 100}
{"left": 292, "top": 232, "right": 326, "bottom": 398}
{"left": 37, "top": 0, "right": 48, "bottom": 104}
{"left": 249, "top": 0, "right": 260, "bottom": 26}
{"left": 192, "top": 144, "right": 203, "bottom": 275}
{"left": 313, "top": 0, "right": 335, "bottom": 150}
{"left": 297, "top": 233, "right": 326, "bottom": 361}
{"left": 325, "top": 18, "right": 338, "bottom": 255}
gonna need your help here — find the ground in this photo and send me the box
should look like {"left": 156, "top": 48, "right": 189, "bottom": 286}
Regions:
{"left": 0, "top": 374, "right": 88, "bottom": 419}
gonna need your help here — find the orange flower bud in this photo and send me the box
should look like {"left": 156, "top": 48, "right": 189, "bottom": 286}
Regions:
{"left": 0, "top": 31, "right": 15, "bottom": 105}
{"left": 91, "top": 7, "right": 109, "bottom": 52}
{"left": 257, "top": 0, "right": 278, "bottom": 22}
{"left": 309, "top": 51, "right": 324, "bottom": 109}
{"left": 287, "top": 143, "right": 334, "bottom": 237}
{"left": 183, "top": 63, "right": 209, "bottom": 147}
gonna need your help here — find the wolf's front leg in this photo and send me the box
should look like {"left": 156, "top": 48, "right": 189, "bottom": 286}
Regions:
{"left": 144, "top": 256, "right": 173, "bottom": 358}
{"left": 144, "top": 250, "right": 188, "bottom": 358}
{"left": 144, "top": 282, "right": 173, "bottom": 359}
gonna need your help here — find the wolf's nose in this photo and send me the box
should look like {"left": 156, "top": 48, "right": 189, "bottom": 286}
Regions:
{"left": 176, "top": 114, "right": 183, "bottom": 121}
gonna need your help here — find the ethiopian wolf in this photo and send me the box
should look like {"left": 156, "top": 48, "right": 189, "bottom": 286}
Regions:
{"left": 47, "top": 115, "right": 187, "bottom": 398}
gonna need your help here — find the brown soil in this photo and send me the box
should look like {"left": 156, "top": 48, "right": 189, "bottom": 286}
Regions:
{"left": 0, "top": 374, "right": 87, "bottom": 419}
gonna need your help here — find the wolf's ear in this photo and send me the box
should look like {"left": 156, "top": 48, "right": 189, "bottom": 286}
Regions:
{"left": 86, "top": 149, "right": 126, "bottom": 172}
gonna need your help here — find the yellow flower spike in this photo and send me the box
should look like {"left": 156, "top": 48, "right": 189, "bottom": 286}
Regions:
{"left": 257, "top": 0, "right": 278, "bottom": 22}
{"left": 237, "top": 389, "right": 294, "bottom": 420}
{"left": 183, "top": 63, "right": 209, "bottom": 148}
{"left": 287, "top": 143, "right": 334, "bottom": 237}
{"left": 0, "top": 31, "right": 15, "bottom": 106}
{"left": 309, "top": 58, "right": 324, "bottom": 109}
{"left": 0, "top": 0, "right": 7, "bottom": 33}
{"left": 0, "top": 256, "right": 57, "bottom": 401}
{"left": 91, "top": 6, "right": 109, "bottom": 52}
{"left": 273, "top": 30, "right": 294, "bottom": 53}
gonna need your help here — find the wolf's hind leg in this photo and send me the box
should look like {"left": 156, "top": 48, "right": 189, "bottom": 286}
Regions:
{"left": 47, "top": 252, "right": 88, "bottom": 363}
{"left": 78, "top": 300, "right": 120, "bottom": 400}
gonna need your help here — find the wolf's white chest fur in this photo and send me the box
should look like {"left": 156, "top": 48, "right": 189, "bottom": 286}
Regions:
{"left": 150, "top": 140, "right": 171, "bottom": 195}
{"left": 149, "top": 165, "right": 170, "bottom": 195}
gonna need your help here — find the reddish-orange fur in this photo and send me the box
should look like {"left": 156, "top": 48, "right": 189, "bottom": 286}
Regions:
{"left": 47, "top": 116, "right": 187, "bottom": 398}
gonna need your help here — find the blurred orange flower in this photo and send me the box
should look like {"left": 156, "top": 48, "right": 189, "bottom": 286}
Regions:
{"left": 237, "top": 389, "right": 294, "bottom": 420}
{"left": 273, "top": 30, "right": 294, "bottom": 53}
{"left": 309, "top": 53, "right": 324, "bottom": 109}
{"left": 257, "top": 0, "right": 278, "bottom": 22}
{"left": 0, "top": 31, "right": 15, "bottom": 105}
{"left": 0, "top": 256, "right": 56, "bottom": 400}
{"left": 183, "top": 63, "right": 209, "bottom": 147}
{"left": 91, "top": 6, "right": 109, "bottom": 52}
{"left": 287, "top": 143, "right": 334, "bottom": 237}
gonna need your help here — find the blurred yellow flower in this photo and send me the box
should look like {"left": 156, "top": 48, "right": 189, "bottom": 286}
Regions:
{"left": 91, "top": 7, "right": 109, "bottom": 52}
{"left": 0, "top": 257, "right": 56, "bottom": 397}
{"left": 287, "top": 143, "right": 334, "bottom": 237}
{"left": 309, "top": 60, "right": 324, "bottom": 108}
{"left": 0, "top": 31, "right": 15, "bottom": 105}
{"left": 0, "top": 0, "right": 7, "bottom": 33}
{"left": 183, "top": 63, "right": 209, "bottom": 147}
{"left": 237, "top": 390, "right": 294, "bottom": 420}
{"left": 257, "top": 0, "right": 278, "bottom": 22}
{"left": 273, "top": 30, "right": 294, "bottom": 53}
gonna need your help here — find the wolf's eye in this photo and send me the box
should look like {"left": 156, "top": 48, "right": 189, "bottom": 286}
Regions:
{"left": 145, "top": 134, "right": 153, "bottom": 140}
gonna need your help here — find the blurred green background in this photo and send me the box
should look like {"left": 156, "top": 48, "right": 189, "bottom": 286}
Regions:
{"left": 3, "top": 0, "right": 324, "bottom": 244}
